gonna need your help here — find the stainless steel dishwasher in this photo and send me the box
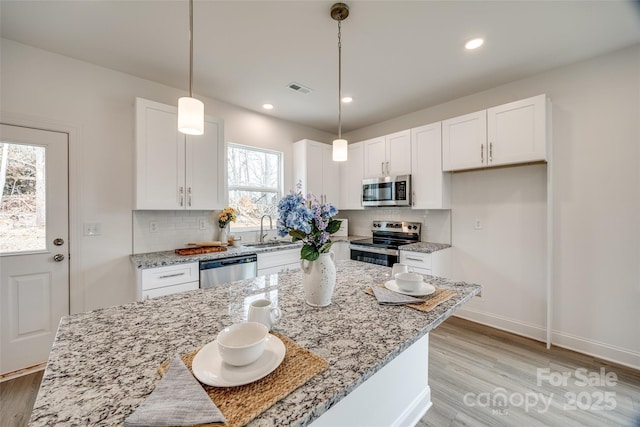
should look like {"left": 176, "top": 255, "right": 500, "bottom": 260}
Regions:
{"left": 200, "top": 254, "right": 257, "bottom": 289}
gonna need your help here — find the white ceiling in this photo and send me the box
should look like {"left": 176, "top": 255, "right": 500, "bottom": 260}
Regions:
{"left": 2, "top": 1, "right": 640, "bottom": 134}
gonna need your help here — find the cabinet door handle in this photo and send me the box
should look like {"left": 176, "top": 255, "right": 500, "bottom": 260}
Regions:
{"left": 179, "top": 186, "right": 184, "bottom": 207}
{"left": 188, "top": 187, "right": 192, "bottom": 207}
{"left": 406, "top": 257, "right": 423, "bottom": 262}
{"left": 159, "top": 272, "right": 185, "bottom": 279}
{"left": 481, "top": 144, "right": 484, "bottom": 163}
{"left": 489, "top": 142, "right": 493, "bottom": 162}
{"left": 381, "top": 162, "right": 385, "bottom": 175}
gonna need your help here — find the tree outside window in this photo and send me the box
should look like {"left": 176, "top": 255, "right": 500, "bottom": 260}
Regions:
{"left": 227, "top": 143, "right": 282, "bottom": 229}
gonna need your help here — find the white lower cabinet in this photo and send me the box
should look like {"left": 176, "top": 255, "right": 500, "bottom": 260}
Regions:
{"left": 257, "top": 248, "right": 300, "bottom": 276}
{"left": 400, "top": 248, "right": 451, "bottom": 278}
{"left": 137, "top": 262, "right": 199, "bottom": 301}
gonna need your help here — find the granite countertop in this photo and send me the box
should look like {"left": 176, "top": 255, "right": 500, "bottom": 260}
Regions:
{"left": 399, "top": 242, "right": 451, "bottom": 253}
{"left": 131, "top": 236, "right": 370, "bottom": 269}
{"left": 131, "top": 241, "right": 303, "bottom": 269}
{"left": 29, "top": 260, "right": 481, "bottom": 426}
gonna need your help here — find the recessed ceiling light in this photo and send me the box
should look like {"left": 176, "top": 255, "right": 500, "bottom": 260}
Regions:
{"left": 262, "top": 103, "right": 274, "bottom": 110}
{"left": 465, "top": 38, "right": 484, "bottom": 50}
{"left": 341, "top": 96, "right": 353, "bottom": 103}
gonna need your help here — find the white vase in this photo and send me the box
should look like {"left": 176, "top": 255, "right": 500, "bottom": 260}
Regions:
{"left": 219, "top": 225, "right": 228, "bottom": 244}
{"left": 300, "top": 252, "right": 336, "bottom": 307}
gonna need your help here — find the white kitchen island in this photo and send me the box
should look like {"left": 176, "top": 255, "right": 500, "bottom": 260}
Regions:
{"left": 29, "top": 260, "right": 480, "bottom": 426}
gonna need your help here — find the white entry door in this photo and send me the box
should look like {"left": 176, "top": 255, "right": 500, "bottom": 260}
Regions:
{"left": 0, "top": 124, "right": 69, "bottom": 376}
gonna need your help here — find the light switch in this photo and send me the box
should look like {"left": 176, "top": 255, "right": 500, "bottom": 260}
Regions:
{"left": 83, "top": 222, "right": 102, "bottom": 236}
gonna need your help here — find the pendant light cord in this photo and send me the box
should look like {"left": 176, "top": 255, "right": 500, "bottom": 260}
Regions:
{"left": 337, "top": 16, "right": 342, "bottom": 139}
{"left": 188, "top": 0, "right": 194, "bottom": 98}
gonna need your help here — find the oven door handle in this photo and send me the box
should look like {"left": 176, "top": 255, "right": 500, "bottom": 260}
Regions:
{"left": 349, "top": 244, "right": 399, "bottom": 256}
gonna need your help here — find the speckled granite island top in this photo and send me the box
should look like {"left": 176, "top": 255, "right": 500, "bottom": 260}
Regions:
{"left": 30, "top": 260, "right": 480, "bottom": 426}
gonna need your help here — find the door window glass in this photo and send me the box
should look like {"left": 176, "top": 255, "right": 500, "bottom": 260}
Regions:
{"left": 0, "top": 142, "right": 46, "bottom": 253}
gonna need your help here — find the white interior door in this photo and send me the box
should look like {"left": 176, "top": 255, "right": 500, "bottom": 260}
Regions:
{"left": 0, "top": 124, "right": 69, "bottom": 376}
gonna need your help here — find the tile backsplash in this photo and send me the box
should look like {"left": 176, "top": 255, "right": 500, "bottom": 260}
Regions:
{"left": 132, "top": 208, "right": 450, "bottom": 254}
{"left": 338, "top": 208, "right": 451, "bottom": 244}
{"left": 132, "top": 210, "right": 280, "bottom": 254}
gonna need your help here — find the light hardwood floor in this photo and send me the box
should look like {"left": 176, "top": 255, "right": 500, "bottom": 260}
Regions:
{"left": 420, "top": 317, "right": 640, "bottom": 427}
{"left": 1, "top": 317, "right": 639, "bottom": 427}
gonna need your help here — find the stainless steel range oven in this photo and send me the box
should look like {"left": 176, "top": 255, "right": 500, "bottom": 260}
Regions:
{"left": 350, "top": 221, "right": 421, "bottom": 266}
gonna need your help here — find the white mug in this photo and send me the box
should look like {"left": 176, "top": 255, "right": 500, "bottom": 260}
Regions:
{"left": 248, "top": 299, "right": 282, "bottom": 330}
{"left": 391, "top": 263, "right": 410, "bottom": 278}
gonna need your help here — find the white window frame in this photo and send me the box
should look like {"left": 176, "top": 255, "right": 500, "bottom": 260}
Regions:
{"left": 227, "top": 142, "right": 283, "bottom": 232}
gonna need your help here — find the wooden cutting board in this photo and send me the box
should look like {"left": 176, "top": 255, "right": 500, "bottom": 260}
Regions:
{"left": 175, "top": 246, "right": 228, "bottom": 255}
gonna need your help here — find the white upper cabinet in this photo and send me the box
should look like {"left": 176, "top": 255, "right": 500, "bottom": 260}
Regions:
{"left": 339, "top": 141, "right": 364, "bottom": 210}
{"left": 442, "top": 94, "right": 548, "bottom": 172}
{"left": 363, "top": 136, "right": 386, "bottom": 178}
{"left": 135, "top": 97, "right": 225, "bottom": 210}
{"left": 487, "top": 94, "right": 547, "bottom": 167}
{"left": 385, "top": 130, "right": 412, "bottom": 176}
{"left": 185, "top": 117, "right": 225, "bottom": 210}
{"left": 411, "top": 122, "right": 450, "bottom": 209}
{"left": 293, "top": 139, "right": 340, "bottom": 204}
{"left": 363, "top": 130, "right": 411, "bottom": 178}
{"left": 442, "top": 110, "right": 487, "bottom": 171}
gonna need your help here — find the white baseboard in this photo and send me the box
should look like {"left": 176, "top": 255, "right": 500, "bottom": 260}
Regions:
{"left": 551, "top": 330, "right": 640, "bottom": 371}
{"left": 454, "top": 307, "right": 546, "bottom": 342}
{"left": 452, "top": 308, "right": 640, "bottom": 371}
{"left": 0, "top": 362, "right": 45, "bottom": 383}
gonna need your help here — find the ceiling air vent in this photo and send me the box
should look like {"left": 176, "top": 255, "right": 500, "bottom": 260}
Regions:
{"left": 287, "top": 82, "right": 313, "bottom": 95}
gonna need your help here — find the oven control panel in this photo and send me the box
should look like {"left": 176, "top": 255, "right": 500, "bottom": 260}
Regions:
{"left": 371, "top": 220, "right": 421, "bottom": 234}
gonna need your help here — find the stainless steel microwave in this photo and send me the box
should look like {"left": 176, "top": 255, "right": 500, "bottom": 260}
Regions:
{"left": 362, "top": 175, "right": 411, "bottom": 207}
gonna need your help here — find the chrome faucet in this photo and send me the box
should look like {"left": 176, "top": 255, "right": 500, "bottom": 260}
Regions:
{"left": 260, "top": 215, "right": 272, "bottom": 243}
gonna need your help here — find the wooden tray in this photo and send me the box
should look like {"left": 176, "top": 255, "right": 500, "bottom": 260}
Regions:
{"left": 175, "top": 246, "right": 228, "bottom": 255}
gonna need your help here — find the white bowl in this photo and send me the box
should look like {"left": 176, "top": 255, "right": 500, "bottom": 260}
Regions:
{"left": 216, "top": 322, "right": 269, "bottom": 366}
{"left": 394, "top": 272, "right": 424, "bottom": 291}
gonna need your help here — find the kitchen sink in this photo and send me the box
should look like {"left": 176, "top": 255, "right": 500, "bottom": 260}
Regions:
{"left": 244, "top": 241, "right": 295, "bottom": 248}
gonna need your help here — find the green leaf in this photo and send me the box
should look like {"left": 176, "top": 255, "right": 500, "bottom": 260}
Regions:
{"left": 319, "top": 241, "right": 333, "bottom": 253}
{"left": 301, "top": 244, "right": 320, "bottom": 261}
{"left": 289, "top": 230, "right": 306, "bottom": 241}
{"left": 325, "top": 219, "right": 342, "bottom": 235}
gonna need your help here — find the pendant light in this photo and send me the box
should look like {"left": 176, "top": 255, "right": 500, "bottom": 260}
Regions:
{"left": 178, "top": 0, "right": 204, "bottom": 135}
{"left": 331, "top": 3, "right": 349, "bottom": 162}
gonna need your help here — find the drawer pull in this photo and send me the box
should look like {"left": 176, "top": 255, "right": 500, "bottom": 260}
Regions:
{"left": 406, "top": 257, "right": 424, "bottom": 262}
{"left": 159, "top": 272, "right": 186, "bottom": 279}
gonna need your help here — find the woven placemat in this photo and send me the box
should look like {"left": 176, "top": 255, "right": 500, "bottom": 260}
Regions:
{"left": 365, "top": 286, "right": 457, "bottom": 312}
{"left": 158, "top": 331, "right": 328, "bottom": 427}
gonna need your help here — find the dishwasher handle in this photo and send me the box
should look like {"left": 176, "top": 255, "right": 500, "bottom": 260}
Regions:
{"left": 200, "top": 254, "right": 257, "bottom": 270}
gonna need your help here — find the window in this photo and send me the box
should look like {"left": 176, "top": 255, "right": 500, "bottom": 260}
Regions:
{"left": 227, "top": 143, "right": 282, "bottom": 229}
{"left": 0, "top": 142, "right": 46, "bottom": 253}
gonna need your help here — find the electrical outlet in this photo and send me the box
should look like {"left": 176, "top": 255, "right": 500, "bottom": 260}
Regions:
{"left": 474, "top": 219, "right": 483, "bottom": 230}
{"left": 199, "top": 219, "right": 207, "bottom": 230}
{"left": 149, "top": 222, "right": 159, "bottom": 233}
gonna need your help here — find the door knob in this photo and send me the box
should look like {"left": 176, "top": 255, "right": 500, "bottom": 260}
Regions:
{"left": 53, "top": 254, "right": 65, "bottom": 262}
{"left": 53, "top": 238, "right": 64, "bottom": 246}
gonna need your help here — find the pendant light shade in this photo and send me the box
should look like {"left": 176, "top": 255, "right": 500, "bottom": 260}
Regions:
{"left": 178, "top": 0, "right": 204, "bottom": 136}
{"left": 332, "top": 138, "right": 348, "bottom": 161}
{"left": 331, "top": 3, "right": 349, "bottom": 162}
{"left": 178, "top": 96, "right": 204, "bottom": 135}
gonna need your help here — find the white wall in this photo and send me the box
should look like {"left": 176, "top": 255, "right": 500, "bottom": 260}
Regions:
{"left": 344, "top": 44, "right": 640, "bottom": 369}
{"left": 1, "top": 39, "right": 333, "bottom": 312}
